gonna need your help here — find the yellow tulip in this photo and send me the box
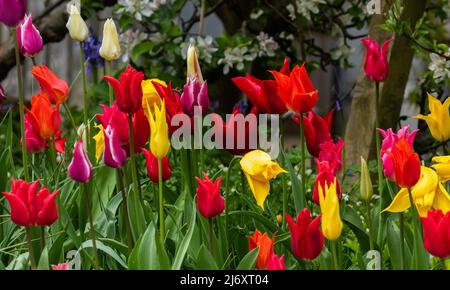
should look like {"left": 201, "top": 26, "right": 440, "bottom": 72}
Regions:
{"left": 66, "top": 4, "right": 89, "bottom": 42}
{"left": 416, "top": 93, "right": 450, "bottom": 142}
{"left": 432, "top": 155, "right": 450, "bottom": 182}
{"left": 142, "top": 78, "right": 167, "bottom": 117}
{"left": 146, "top": 99, "right": 170, "bottom": 159}
{"left": 240, "top": 150, "right": 286, "bottom": 209}
{"left": 318, "top": 179, "right": 343, "bottom": 241}
{"left": 93, "top": 125, "right": 105, "bottom": 162}
{"left": 99, "top": 18, "right": 121, "bottom": 61}
{"left": 187, "top": 44, "right": 204, "bottom": 83}
{"left": 383, "top": 166, "right": 450, "bottom": 217}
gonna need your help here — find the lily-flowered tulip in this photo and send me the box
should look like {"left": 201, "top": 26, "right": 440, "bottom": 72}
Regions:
{"left": 23, "top": 112, "right": 65, "bottom": 153}
{"left": 142, "top": 149, "right": 171, "bottom": 183}
{"left": 421, "top": 210, "right": 450, "bottom": 259}
{"left": 68, "top": 141, "right": 93, "bottom": 183}
{"left": 313, "top": 159, "right": 341, "bottom": 205}
{"left": 2, "top": 179, "right": 58, "bottom": 227}
{"left": 318, "top": 139, "right": 344, "bottom": 173}
{"left": 240, "top": 150, "right": 286, "bottom": 208}
{"left": 180, "top": 76, "right": 209, "bottom": 116}
{"left": 99, "top": 18, "right": 120, "bottom": 61}
{"left": 265, "top": 253, "right": 285, "bottom": 270}
{"left": 103, "top": 125, "right": 127, "bottom": 168}
{"left": 0, "top": 0, "right": 26, "bottom": 27}
{"left": 147, "top": 100, "right": 170, "bottom": 160}
{"left": 142, "top": 78, "right": 167, "bottom": 114}
{"left": 31, "top": 65, "right": 69, "bottom": 104}
{"left": 388, "top": 136, "right": 421, "bottom": 188}
{"left": 195, "top": 173, "right": 225, "bottom": 218}
{"left": 248, "top": 229, "right": 275, "bottom": 270}
{"left": 51, "top": 263, "right": 69, "bottom": 270}
{"left": 286, "top": 208, "right": 324, "bottom": 260}
{"left": 270, "top": 64, "right": 318, "bottom": 114}
{"left": 232, "top": 58, "right": 289, "bottom": 114}
{"left": 361, "top": 37, "right": 391, "bottom": 82}
{"left": 383, "top": 166, "right": 450, "bottom": 217}
{"left": 293, "top": 110, "right": 333, "bottom": 157}
{"left": 17, "top": 14, "right": 42, "bottom": 57}
{"left": 378, "top": 126, "right": 420, "bottom": 186}
{"left": 187, "top": 44, "right": 204, "bottom": 83}
{"left": 104, "top": 65, "right": 144, "bottom": 114}
{"left": 416, "top": 93, "right": 450, "bottom": 142}
{"left": 318, "top": 179, "right": 343, "bottom": 241}
{"left": 66, "top": 4, "right": 89, "bottom": 42}
{"left": 25, "top": 92, "right": 61, "bottom": 139}
{"left": 360, "top": 157, "right": 373, "bottom": 202}
{"left": 432, "top": 156, "right": 450, "bottom": 182}
{"left": 152, "top": 81, "right": 182, "bottom": 135}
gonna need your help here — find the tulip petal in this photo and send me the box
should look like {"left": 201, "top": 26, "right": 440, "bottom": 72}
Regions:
{"left": 383, "top": 188, "right": 411, "bottom": 213}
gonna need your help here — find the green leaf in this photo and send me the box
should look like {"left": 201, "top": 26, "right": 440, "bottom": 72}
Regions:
{"left": 342, "top": 205, "right": 370, "bottom": 253}
{"left": 37, "top": 247, "right": 49, "bottom": 270}
{"left": 281, "top": 146, "right": 303, "bottom": 211}
{"left": 237, "top": 247, "right": 259, "bottom": 270}
{"left": 171, "top": 196, "right": 197, "bottom": 270}
{"left": 196, "top": 245, "right": 219, "bottom": 270}
{"left": 80, "top": 240, "right": 127, "bottom": 269}
{"left": 386, "top": 216, "right": 411, "bottom": 270}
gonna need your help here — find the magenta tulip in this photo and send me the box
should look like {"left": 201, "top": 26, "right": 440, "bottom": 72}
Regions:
{"left": 68, "top": 141, "right": 93, "bottom": 183}
{"left": 180, "top": 76, "right": 209, "bottom": 116}
{"left": 17, "top": 13, "right": 42, "bottom": 57}
{"left": 361, "top": 37, "right": 391, "bottom": 82}
{"left": 0, "top": 0, "right": 27, "bottom": 27}
{"left": 103, "top": 125, "right": 127, "bottom": 168}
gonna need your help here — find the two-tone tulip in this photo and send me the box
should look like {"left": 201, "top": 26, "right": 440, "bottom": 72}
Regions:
{"left": 313, "top": 159, "right": 342, "bottom": 205}
{"left": 68, "top": 140, "right": 93, "bottom": 183}
{"left": 103, "top": 125, "right": 127, "bottom": 168}
{"left": 180, "top": 76, "right": 209, "bottom": 116}
{"left": 17, "top": 14, "right": 42, "bottom": 57}
{"left": 186, "top": 44, "right": 204, "bottom": 83}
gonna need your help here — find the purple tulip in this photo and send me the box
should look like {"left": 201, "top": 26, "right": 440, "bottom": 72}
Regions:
{"left": 103, "top": 125, "right": 127, "bottom": 168}
{"left": 68, "top": 141, "right": 93, "bottom": 183}
{"left": 180, "top": 76, "right": 209, "bottom": 116}
{"left": 17, "top": 14, "right": 42, "bottom": 57}
{"left": 0, "top": 0, "right": 27, "bottom": 27}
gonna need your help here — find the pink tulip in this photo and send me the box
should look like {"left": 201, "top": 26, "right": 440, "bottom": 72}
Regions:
{"left": 361, "top": 37, "right": 392, "bottom": 82}
{"left": 103, "top": 125, "right": 127, "bottom": 168}
{"left": 68, "top": 141, "right": 93, "bottom": 183}
{"left": 0, "top": 0, "right": 27, "bottom": 27}
{"left": 17, "top": 13, "right": 42, "bottom": 57}
{"left": 265, "top": 253, "right": 286, "bottom": 270}
{"left": 180, "top": 76, "right": 209, "bottom": 116}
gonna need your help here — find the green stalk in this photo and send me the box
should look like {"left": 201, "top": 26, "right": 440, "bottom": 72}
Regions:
{"left": 407, "top": 188, "right": 420, "bottom": 270}
{"left": 79, "top": 42, "right": 90, "bottom": 149}
{"left": 107, "top": 61, "right": 113, "bottom": 105}
{"left": 208, "top": 218, "right": 214, "bottom": 256}
{"left": 25, "top": 227, "right": 36, "bottom": 270}
{"left": 299, "top": 114, "right": 307, "bottom": 209}
{"left": 400, "top": 213, "right": 405, "bottom": 269}
{"left": 62, "top": 102, "right": 78, "bottom": 132}
{"left": 117, "top": 168, "right": 133, "bottom": 253}
{"left": 157, "top": 157, "right": 164, "bottom": 242}
{"left": 13, "top": 28, "right": 29, "bottom": 181}
{"left": 330, "top": 240, "right": 339, "bottom": 270}
{"left": 225, "top": 157, "right": 239, "bottom": 234}
{"left": 49, "top": 136, "right": 57, "bottom": 171}
{"left": 375, "top": 82, "right": 385, "bottom": 247}
{"left": 82, "top": 183, "right": 100, "bottom": 270}
{"left": 366, "top": 201, "right": 374, "bottom": 251}
{"left": 127, "top": 114, "right": 143, "bottom": 204}
{"left": 40, "top": 226, "right": 45, "bottom": 251}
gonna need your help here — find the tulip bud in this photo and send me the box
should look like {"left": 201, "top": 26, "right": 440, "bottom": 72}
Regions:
{"left": 17, "top": 14, "right": 42, "bottom": 57}
{"left": 103, "top": 125, "right": 127, "bottom": 168}
{"left": 0, "top": 0, "right": 27, "bottom": 27}
{"left": 99, "top": 18, "right": 121, "bottom": 61}
{"left": 187, "top": 44, "right": 203, "bottom": 83}
{"left": 68, "top": 141, "right": 93, "bottom": 183}
{"left": 360, "top": 157, "right": 373, "bottom": 202}
{"left": 66, "top": 4, "right": 89, "bottom": 42}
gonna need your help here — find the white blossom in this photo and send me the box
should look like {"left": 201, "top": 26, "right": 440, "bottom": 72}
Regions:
{"left": 429, "top": 51, "right": 450, "bottom": 83}
{"left": 180, "top": 36, "right": 218, "bottom": 64}
{"left": 218, "top": 47, "right": 256, "bottom": 74}
{"left": 288, "top": 0, "right": 326, "bottom": 21}
{"left": 117, "top": 0, "right": 166, "bottom": 21}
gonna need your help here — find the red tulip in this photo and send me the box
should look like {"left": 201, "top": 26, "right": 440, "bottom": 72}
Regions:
{"left": 23, "top": 113, "right": 65, "bottom": 153}
{"left": 270, "top": 64, "right": 318, "bottom": 114}
{"left": 142, "top": 149, "right": 171, "bottom": 183}
{"left": 152, "top": 81, "right": 182, "bottom": 135}
{"left": 313, "top": 159, "right": 342, "bottom": 205}
{"left": 265, "top": 253, "right": 286, "bottom": 270}
{"left": 232, "top": 58, "right": 289, "bottom": 114}
{"left": 2, "top": 179, "right": 58, "bottom": 227}
{"left": 318, "top": 139, "right": 344, "bottom": 173}
{"left": 248, "top": 229, "right": 275, "bottom": 270}
{"left": 31, "top": 65, "right": 69, "bottom": 104}
{"left": 387, "top": 136, "right": 421, "bottom": 188}
{"left": 421, "top": 210, "right": 450, "bottom": 259}
{"left": 293, "top": 110, "right": 333, "bottom": 157}
{"left": 104, "top": 65, "right": 144, "bottom": 114}
{"left": 97, "top": 102, "right": 149, "bottom": 155}
{"left": 361, "top": 37, "right": 392, "bottom": 82}
{"left": 25, "top": 92, "right": 61, "bottom": 139}
{"left": 286, "top": 208, "right": 324, "bottom": 260}
{"left": 195, "top": 172, "right": 224, "bottom": 218}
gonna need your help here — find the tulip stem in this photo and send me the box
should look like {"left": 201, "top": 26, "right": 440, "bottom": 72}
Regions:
{"left": 82, "top": 183, "right": 100, "bottom": 270}
{"left": 407, "top": 188, "right": 420, "bottom": 270}
{"left": 442, "top": 259, "right": 450, "bottom": 270}
{"left": 158, "top": 158, "right": 165, "bottom": 242}
{"left": 12, "top": 27, "right": 29, "bottom": 182}
{"left": 127, "top": 114, "right": 143, "bottom": 202}
{"left": 107, "top": 61, "right": 113, "bottom": 105}
{"left": 25, "top": 227, "right": 36, "bottom": 270}
{"left": 62, "top": 102, "right": 78, "bottom": 132}
{"left": 299, "top": 114, "right": 307, "bottom": 209}
{"left": 375, "top": 82, "right": 385, "bottom": 248}
{"left": 208, "top": 218, "right": 214, "bottom": 256}
{"left": 400, "top": 213, "right": 405, "bottom": 269}
{"left": 330, "top": 240, "right": 339, "bottom": 270}
{"left": 40, "top": 226, "right": 45, "bottom": 251}
{"left": 49, "top": 136, "right": 57, "bottom": 171}
{"left": 79, "top": 42, "right": 90, "bottom": 151}
{"left": 366, "top": 201, "right": 374, "bottom": 251}
{"left": 225, "top": 157, "right": 239, "bottom": 237}
{"left": 117, "top": 168, "right": 133, "bottom": 253}
{"left": 199, "top": 0, "right": 206, "bottom": 35}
